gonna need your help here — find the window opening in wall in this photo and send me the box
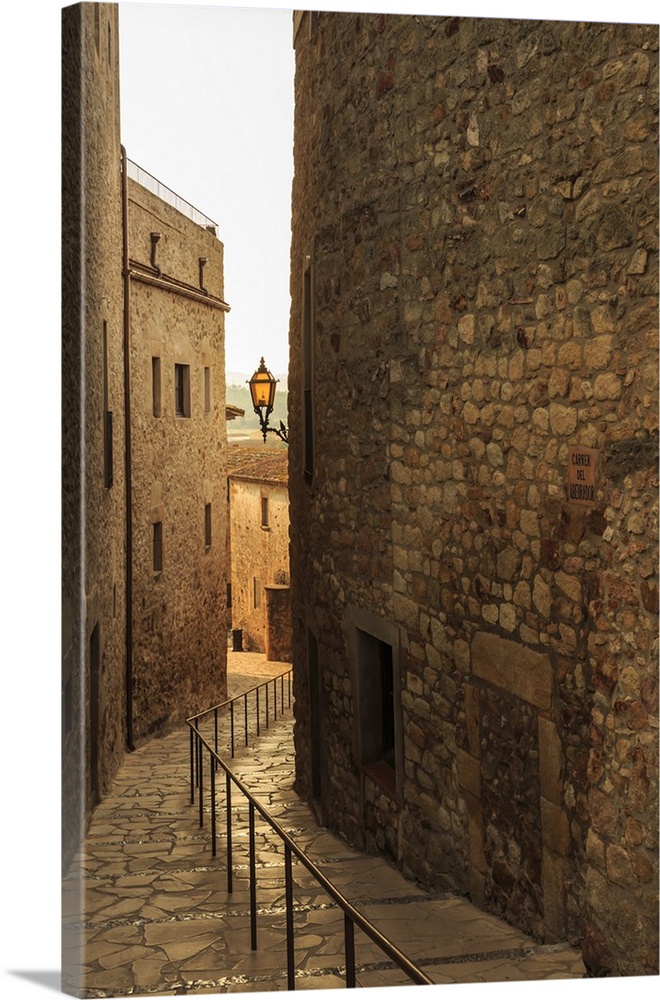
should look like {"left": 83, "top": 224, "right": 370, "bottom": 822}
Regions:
{"left": 152, "top": 357, "right": 161, "bottom": 416}
{"left": 107, "top": 22, "right": 112, "bottom": 64}
{"left": 104, "top": 412, "right": 114, "bottom": 489}
{"left": 350, "top": 618, "right": 402, "bottom": 800}
{"left": 261, "top": 495, "right": 269, "bottom": 528}
{"left": 204, "top": 366, "right": 211, "bottom": 414}
{"left": 380, "top": 642, "right": 395, "bottom": 771}
{"left": 174, "top": 363, "right": 191, "bottom": 417}
{"left": 103, "top": 321, "right": 113, "bottom": 489}
{"left": 355, "top": 630, "right": 396, "bottom": 774}
{"left": 205, "top": 503, "right": 212, "bottom": 549}
{"left": 253, "top": 577, "right": 262, "bottom": 610}
{"left": 226, "top": 582, "right": 232, "bottom": 609}
{"left": 153, "top": 521, "right": 163, "bottom": 573}
{"left": 94, "top": 5, "right": 100, "bottom": 54}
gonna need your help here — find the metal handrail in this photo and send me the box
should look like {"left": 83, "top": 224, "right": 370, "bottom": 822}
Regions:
{"left": 185, "top": 675, "right": 434, "bottom": 990}
{"left": 187, "top": 668, "right": 293, "bottom": 760}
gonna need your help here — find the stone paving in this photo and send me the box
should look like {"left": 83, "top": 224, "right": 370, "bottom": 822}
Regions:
{"left": 62, "top": 650, "right": 585, "bottom": 997}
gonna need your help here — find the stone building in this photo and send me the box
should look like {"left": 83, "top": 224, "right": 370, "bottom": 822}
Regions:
{"left": 62, "top": 2, "right": 230, "bottom": 871}
{"left": 62, "top": 2, "right": 127, "bottom": 874}
{"left": 288, "top": 10, "right": 658, "bottom": 978}
{"left": 126, "top": 164, "right": 230, "bottom": 742}
{"left": 227, "top": 446, "right": 292, "bottom": 660}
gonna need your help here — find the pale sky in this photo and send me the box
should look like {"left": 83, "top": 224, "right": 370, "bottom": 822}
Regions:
{"left": 119, "top": 2, "right": 296, "bottom": 378}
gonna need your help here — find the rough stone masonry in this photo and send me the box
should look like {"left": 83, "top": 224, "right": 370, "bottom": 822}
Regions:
{"left": 288, "top": 12, "right": 658, "bottom": 978}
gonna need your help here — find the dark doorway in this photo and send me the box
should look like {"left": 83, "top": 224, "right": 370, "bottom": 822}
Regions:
{"left": 379, "top": 640, "right": 395, "bottom": 771}
{"left": 355, "top": 628, "right": 396, "bottom": 777}
{"left": 307, "top": 629, "right": 324, "bottom": 818}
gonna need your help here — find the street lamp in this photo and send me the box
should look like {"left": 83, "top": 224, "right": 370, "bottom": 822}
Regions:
{"left": 248, "top": 358, "right": 288, "bottom": 443}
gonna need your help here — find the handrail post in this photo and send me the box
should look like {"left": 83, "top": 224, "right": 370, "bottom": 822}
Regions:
{"left": 249, "top": 801, "right": 257, "bottom": 951}
{"left": 285, "top": 844, "right": 295, "bottom": 991}
{"left": 198, "top": 738, "right": 204, "bottom": 828}
{"left": 265, "top": 683, "right": 269, "bottom": 728}
{"left": 244, "top": 692, "right": 248, "bottom": 747}
{"left": 210, "top": 752, "right": 217, "bottom": 857}
{"left": 214, "top": 707, "right": 219, "bottom": 768}
{"left": 194, "top": 719, "right": 200, "bottom": 789}
{"left": 273, "top": 677, "right": 278, "bottom": 720}
{"left": 226, "top": 773, "right": 233, "bottom": 894}
{"left": 344, "top": 913, "right": 356, "bottom": 988}
{"left": 189, "top": 725, "right": 195, "bottom": 804}
{"left": 230, "top": 699, "right": 235, "bottom": 758}
{"left": 256, "top": 686, "right": 260, "bottom": 736}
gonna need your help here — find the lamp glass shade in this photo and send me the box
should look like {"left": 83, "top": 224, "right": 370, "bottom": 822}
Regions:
{"left": 249, "top": 359, "right": 277, "bottom": 410}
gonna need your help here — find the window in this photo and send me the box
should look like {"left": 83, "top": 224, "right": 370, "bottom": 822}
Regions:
{"left": 302, "top": 252, "right": 315, "bottom": 483}
{"left": 103, "top": 321, "right": 113, "bottom": 489}
{"left": 153, "top": 521, "right": 163, "bottom": 573}
{"left": 253, "top": 577, "right": 262, "bottom": 610}
{"left": 261, "top": 496, "right": 269, "bottom": 529}
{"left": 204, "top": 366, "right": 211, "bottom": 414}
{"left": 174, "top": 363, "right": 191, "bottom": 417}
{"left": 205, "top": 503, "right": 212, "bottom": 549}
{"left": 356, "top": 630, "right": 395, "bottom": 772}
{"left": 104, "top": 412, "right": 114, "bottom": 489}
{"left": 152, "top": 357, "right": 161, "bottom": 416}
{"left": 346, "top": 608, "right": 403, "bottom": 801}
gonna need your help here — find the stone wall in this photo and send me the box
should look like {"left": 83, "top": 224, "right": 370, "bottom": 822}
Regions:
{"left": 128, "top": 178, "right": 229, "bottom": 741}
{"left": 289, "top": 11, "right": 658, "bottom": 976}
{"left": 228, "top": 461, "right": 290, "bottom": 653}
{"left": 265, "top": 585, "right": 293, "bottom": 662}
{"left": 62, "top": 2, "right": 127, "bottom": 873}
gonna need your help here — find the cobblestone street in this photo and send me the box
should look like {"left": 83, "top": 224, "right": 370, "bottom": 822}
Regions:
{"left": 62, "top": 651, "right": 585, "bottom": 997}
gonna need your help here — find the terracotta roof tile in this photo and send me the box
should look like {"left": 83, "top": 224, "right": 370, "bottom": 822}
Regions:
{"left": 227, "top": 445, "right": 289, "bottom": 485}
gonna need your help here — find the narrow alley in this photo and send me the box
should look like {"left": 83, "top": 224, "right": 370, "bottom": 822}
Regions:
{"left": 62, "top": 650, "right": 585, "bottom": 997}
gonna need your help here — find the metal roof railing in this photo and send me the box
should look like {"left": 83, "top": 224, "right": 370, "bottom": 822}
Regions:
{"left": 126, "top": 158, "right": 218, "bottom": 234}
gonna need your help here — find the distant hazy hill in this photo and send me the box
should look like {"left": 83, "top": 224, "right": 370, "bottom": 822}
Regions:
{"left": 227, "top": 371, "right": 288, "bottom": 391}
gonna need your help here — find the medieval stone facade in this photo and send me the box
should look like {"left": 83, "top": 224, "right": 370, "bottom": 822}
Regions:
{"left": 127, "top": 172, "right": 230, "bottom": 741}
{"left": 288, "top": 11, "right": 658, "bottom": 977}
{"left": 227, "top": 447, "right": 291, "bottom": 658}
{"left": 62, "top": 2, "right": 127, "bottom": 874}
{"left": 62, "top": 2, "right": 229, "bottom": 871}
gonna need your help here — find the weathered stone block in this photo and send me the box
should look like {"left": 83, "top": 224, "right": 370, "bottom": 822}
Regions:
{"left": 455, "top": 748, "right": 481, "bottom": 797}
{"left": 542, "top": 849, "right": 567, "bottom": 940}
{"left": 541, "top": 797, "right": 571, "bottom": 855}
{"left": 538, "top": 715, "right": 563, "bottom": 804}
{"left": 472, "top": 631, "right": 552, "bottom": 709}
{"left": 463, "top": 789, "right": 487, "bottom": 874}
